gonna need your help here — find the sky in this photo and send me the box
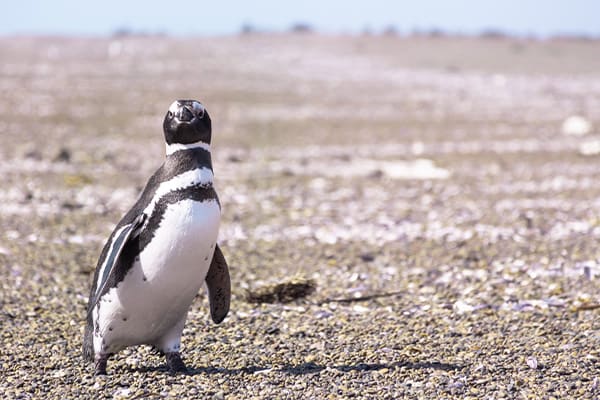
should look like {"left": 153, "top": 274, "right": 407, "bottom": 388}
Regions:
{"left": 1, "top": 0, "right": 599, "bottom": 37}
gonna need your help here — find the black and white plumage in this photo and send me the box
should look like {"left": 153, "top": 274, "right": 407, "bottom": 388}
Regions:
{"left": 83, "top": 100, "right": 231, "bottom": 375}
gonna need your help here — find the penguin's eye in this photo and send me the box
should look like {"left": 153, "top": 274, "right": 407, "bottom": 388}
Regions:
{"left": 192, "top": 102, "right": 205, "bottom": 118}
{"left": 167, "top": 111, "right": 173, "bottom": 119}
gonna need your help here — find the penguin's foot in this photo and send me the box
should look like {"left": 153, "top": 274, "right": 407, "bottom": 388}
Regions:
{"left": 165, "top": 352, "right": 188, "bottom": 374}
{"left": 94, "top": 353, "right": 109, "bottom": 375}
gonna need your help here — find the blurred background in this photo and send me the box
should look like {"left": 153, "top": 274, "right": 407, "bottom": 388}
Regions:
{"left": 1, "top": 1, "right": 600, "bottom": 398}
{"left": 2, "top": 0, "right": 599, "bottom": 37}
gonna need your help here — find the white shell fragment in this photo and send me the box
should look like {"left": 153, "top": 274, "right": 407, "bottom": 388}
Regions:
{"left": 579, "top": 140, "right": 600, "bottom": 156}
{"left": 562, "top": 115, "right": 592, "bottom": 136}
{"left": 526, "top": 356, "right": 539, "bottom": 369}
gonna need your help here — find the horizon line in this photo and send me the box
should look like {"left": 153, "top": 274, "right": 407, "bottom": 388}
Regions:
{"left": 1, "top": 27, "right": 599, "bottom": 41}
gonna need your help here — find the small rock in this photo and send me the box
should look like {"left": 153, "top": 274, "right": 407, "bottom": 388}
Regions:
{"left": 562, "top": 115, "right": 592, "bottom": 136}
{"left": 24, "top": 149, "right": 43, "bottom": 160}
{"left": 411, "top": 141, "right": 425, "bottom": 155}
{"left": 211, "top": 391, "right": 225, "bottom": 400}
{"left": 579, "top": 140, "right": 600, "bottom": 156}
{"left": 61, "top": 201, "right": 83, "bottom": 210}
{"left": 453, "top": 299, "right": 475, "bottom": 314}
{"left": 352, "top": 305, "right": 370, "bottom": 313}
{"left": 265, "top": 326, "right": 280, "bottom": 335}
{"left": 314, "top": 310, "right": 333, "bottom": 319}
{"left": 359, "top": 253, "right": 376, "bottom": 262}
{"left": 227, "top": 154, "right": 243, "bottom": 163}
{"left": 526, "top": 356, "right": 538, "bottom": 369}
{"left": 54, "top": 147, "right": 72, "bottom": 162}
{"left": 51, "top": 369, "right": 67, "bottom": 378}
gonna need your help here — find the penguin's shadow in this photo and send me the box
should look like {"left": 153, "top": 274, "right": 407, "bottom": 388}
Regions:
{"left": 128, "top": 360, "right": 461, "bottom": 376}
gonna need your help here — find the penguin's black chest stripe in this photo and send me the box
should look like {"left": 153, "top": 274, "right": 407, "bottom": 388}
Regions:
{"left": 142, "top": 167, "right": 214, "bottom": 223}
{"left": 138, "top": 183, "right": 219, "bottom": 252}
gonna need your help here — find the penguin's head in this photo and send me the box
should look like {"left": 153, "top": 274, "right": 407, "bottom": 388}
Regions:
{"left": 163, "top": 100, "right": 212, "bottom": 145}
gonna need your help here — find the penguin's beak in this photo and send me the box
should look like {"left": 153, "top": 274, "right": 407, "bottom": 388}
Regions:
{"left": 175, "top": 106, "right": 195, "bottom": 122}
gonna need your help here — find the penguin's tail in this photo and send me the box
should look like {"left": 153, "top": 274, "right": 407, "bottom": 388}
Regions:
{"left": 82, "top": 323, "right": 94, "bottom": 362}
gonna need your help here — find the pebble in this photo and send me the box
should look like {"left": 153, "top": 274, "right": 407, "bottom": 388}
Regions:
{"left": 526, "top": 356, "right": 539, "bottom": 369}
{"left": 562, "top": 115, "right": 592, "bottom": 136}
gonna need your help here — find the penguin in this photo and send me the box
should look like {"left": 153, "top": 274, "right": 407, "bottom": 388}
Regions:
{"left": 83, "top": 99, "right": 231, "bottom": 375}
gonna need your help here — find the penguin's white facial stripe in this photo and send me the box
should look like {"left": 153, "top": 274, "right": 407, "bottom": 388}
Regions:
{"left": 168, "top": 101, "right": 180, "bottom": 114}
{"left": 165, "top": 141, "right": 211, "bottom": 156}
{"left": 143, "top": 167, "right": 214, "bottom": 218}
{"left": 191, "top": 101, "right": 205, "bottom": 118}
{"left": 167, "top": 101, "right": 205, "bottom": 120}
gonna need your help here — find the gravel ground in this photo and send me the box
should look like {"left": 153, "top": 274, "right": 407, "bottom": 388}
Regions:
{"left": 1, "top": 34, "right": 600, "bottom": 399}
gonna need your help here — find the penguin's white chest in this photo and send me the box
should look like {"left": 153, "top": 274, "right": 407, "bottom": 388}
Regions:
{"left": 95, "top": 198, "right": 220, "bottom": 352}
{"left": 139, "top": 198, "right": 220, "bottom": 285}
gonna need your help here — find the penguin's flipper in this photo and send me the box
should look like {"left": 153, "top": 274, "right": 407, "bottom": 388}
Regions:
{"left": 205, "top": 244, "right": 231, "bottom": 324}
{"left": 89, "top": 213, "right": 146, "bottom": 312}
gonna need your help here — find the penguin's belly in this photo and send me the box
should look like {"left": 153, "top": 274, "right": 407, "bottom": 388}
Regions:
{"left": 96, "top": 198, "right": 220, "bottom": 352}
